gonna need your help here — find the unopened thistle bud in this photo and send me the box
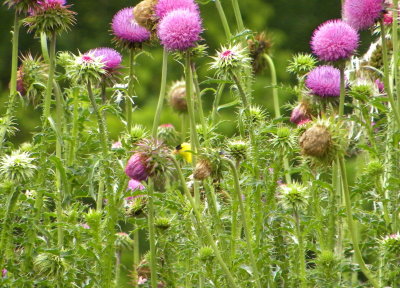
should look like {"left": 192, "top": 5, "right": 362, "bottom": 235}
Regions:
{"left": 125, "top": 195, "right": 147, "bottom": 217}
{"left": 154, "top": 217, "right": 171, "bottom": 230}
{"left": 15, "top": 54, "right": 48, "bottom": 106}
{"left": 380, "top": 233, "right": 400, "bottom": 256}
{"left": 364, "top": 160, "right": 384, "bottom": 177}
{"left": 279, "top": 183, "right": 308, "bottom": 210}
{"left": 0, "top": 150, "right": 36, "bottom": 182}
{"left": 349, "top": 84, "right": 373, "bottom": 102}
{"left": 115, "top": 232, "right": 134, "bottom": 250}
{"left": 157, "top": 124, "right": 178, "bottom": 147}
{"left": 5, "top": 0, "right": 40, "bottom": 14}
{"left": 64, "top": 52, "right": 107, "bottom": 85}
{"left": 168, "top": 80, "right": 188, "bottom": 113}
{"left": 198, "top": 246, "right": 215, "bottom": 262}
{"left": 287, "top": 53, "right": 317, "bottom": 77}
{"left": 210, "top": 44, "right": 251, "bottom": 77}
{"left": 226, "top": 140, "right": 248, "bottom": 162}
{"left": 248, "top": 105, "right": 267, "bottom": 124}
{"left": 85, "top": 209, "right": 102, "bottom": 232}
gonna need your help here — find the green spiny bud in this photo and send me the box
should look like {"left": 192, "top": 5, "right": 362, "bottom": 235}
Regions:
{"left": 0, "top": 150, "right": 36, "bottom": 182}
{"left": 198, "top": 246, "right": 215, "bottom": 262}
{"left": 155, "top": 217, "right": 171, "bottom": 231}
{"left": 226, "top": 139, "right": 248, "bottom": 162}
{"left": 287, "top": 53, "right": 317, "bottom": 77}
{"left": 279, "top": 183, "right": 308, "bottom": 210}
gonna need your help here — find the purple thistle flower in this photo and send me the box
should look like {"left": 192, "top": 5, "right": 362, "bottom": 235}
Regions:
{"left": 112, "top": 7, "right": 151, "bottom": 44}
{"left": 375, "top": 79, "right": 385, "bottom": 93}
{"left": 306, "top": 66, "right": 341, "bottom": 97}
{"left": 155, "top": 0, "right": 199, "bottom": 19}
{"left": 157, "top": 9, "right": 203, "bottom": 51}
{"left": 86, "top": 47, "right": 122, "bottom": 71}
{"left": 2, "top": 268, "right": 7, "bottom": 278}
{"left": 311, "top": 19, "right": 359, "bottom": 62}
{"left": 37, "top": 0, "right": 66, "bottom": 9}
{"left": 343, "top": 0, "right": 384, "bottom": 30}
{"left": 290, "top": 103, "right": 310, "bottom": 125}
{"left": 127, "top": 179, "right": 145, "bottom": 191}
{"left": 125, "top": 153, "right": 150, "bottom": 181}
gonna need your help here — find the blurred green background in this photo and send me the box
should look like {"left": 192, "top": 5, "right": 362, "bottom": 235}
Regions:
{"left": 0, "top": 0, "right": 342, "bottom": 143}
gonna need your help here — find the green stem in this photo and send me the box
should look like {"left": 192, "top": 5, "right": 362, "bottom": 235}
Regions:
{"left": 181, "top": 114, "right": 187, "bottom": 143}
{"left": 0, "top": 187, "right": 19, "bottom": 268}
{"left": 191, "top": 62, "right": 208, "bottom": 142}
{"left": 40, "top": 32, "right": 50, "bottom": 63}
{"left": 54, "top": 81, "right": 64, "bottom": 248}
{"left": 152, "top": 48, "right": 168, "bottom": 139}
{"left": 0, "top": 12, "right": 20, "bottom": 150}
{"left": 338, "top": 156, "right": 379, "bottom": 288}
{"left": 127, "top": 48, "right": 135, "bottom": 131}
{"left": 375, "top": 177, "right": 391, "bottom": 230}
{"left": 211, "top": 84, "right": 225, "bottom": 126}
{"left": 171, "top": 157, "right": 238, "bottom": 288}
{"left": 231, "top": 0, "right": 244, "bottom": 31}
{"left": 338, "top": 64, "right": 346, "bottom": 117}
{"left": 43, "top": 32, "right": 56, "bottom": 126}
{"left": 225, "top": 159, "right": 262, "bottom": 288}
{"left": 380, "top": 20, "right": 400, "bottom": 127}
{"left": 148, "top": 181, "right": 158, "bottom": 288}
{"left": 214, "top": 0, "right": 231, "bottom": 39}
{"left": 294, "top": 208, "right": 307, "bottom": 287}
{"left": 68, "top": 87, "right": 80, "bottom": 166}
{"left": 393, "top": 0, "right": 400, "bottom": 111}
{"left": 264, "top": 54, "right": 281, "bottom": 118}
{"left": 185, "top": 52, "right": 200, "bottom": 150}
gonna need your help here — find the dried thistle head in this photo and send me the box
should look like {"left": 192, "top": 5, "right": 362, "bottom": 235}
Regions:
{"left": 168, "top": 80, "right": 188, "bottom": 114}
{"left": 193, "top": 158, "right": 213, "bottom": 180}
{"left": 248, "top": 32, "right": 272, "bottom": 74}
{"left": 134, "top": 0, "right": 158, "bottom": 32}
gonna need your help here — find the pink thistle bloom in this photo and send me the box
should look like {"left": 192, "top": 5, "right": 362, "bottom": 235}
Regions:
{"left": 112, "top": 7, "right": 151, "bottom": 43}
{"left": 80, "top": 223, "right": 90, "bottom": 229}
{"left": 298, "top": 119, "right": 312, "bottom": 126}
{"left": 155, "top": 0, "right": 199, "bottom": 19}
{"left": 111, "top": 141, "right": 122, "bottom": 149}
{"left": 127, "top": 179, "right": 145, "bottom": 191}
{"left": 343, "top": 0, "right": 384, "bottom": 30}
{"left": 159, "top": 123, "right": 174, "bottom": 128}
{"left": 37, "top": 0, "right": 66, "bottom": 9}
{"left": 138, "top": 276, "right": 148, "bottom": 285}
{"left": 125, "top": 153, "right": 150, "bottom": 181}
{"left": 375, "top": 79, "right": 385, "bottom": 93}
{"left": 2, "top": 268, "right": 7, "bottom": 278}
{"left": 86, "top": 48, "right": 122, "bottom": 71}
{"left": 311, "top": 19, "right": 359, "bottom": 62}
{"left": 306, "top": 66, "right": 341, "bottom": 97}
{"left": 290, "top": 103, "right": 310, "bottom": 125}
{"left": 157, "top": 9, "right": 203, "bottom": 51}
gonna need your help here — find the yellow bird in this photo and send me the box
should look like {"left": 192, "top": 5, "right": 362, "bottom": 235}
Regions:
{"left": 174, "top": 142, "right": 192, "bottom": 163}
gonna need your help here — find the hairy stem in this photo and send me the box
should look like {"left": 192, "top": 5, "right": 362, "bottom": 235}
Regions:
{"left": 214, "top": 0, "right": 231, "bottom": 39}
{"left": 152, "top": 48, "right": 168, "bottom": 139}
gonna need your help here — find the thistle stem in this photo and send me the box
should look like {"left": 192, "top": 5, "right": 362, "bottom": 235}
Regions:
{"left": 294, "top": 208, "right": 307, "bottom": 288}
{"left": 171, "top": 157, "right": 238, "bottom": 288}
{"left": 0, "top": 12, "right": 20, "bottom": 150}
{"left": 380, "top": 20, "right": 400, "bottom": 127}
{"left": 152, "top": 48, "right": 168, "bottom": 139}
{"left": 211, "top": 84, "right": 225, "bottom": 126}
{"left": 148, "top": 181, "right": 158, "bottom": 288}
{"left": 43, "top": 32, "right": 56, "bottom": 126}
{"left": 185, "top": 52, "right": 201, "bottom": 150}
{"left": 214, "top": 0, "right": 231, "bottom": 39}
{"left": 393, "top": 0, "right": 400, "bottom": 111}
{"left": 338, "top": 156, "right": 379, "bottom": 288}
{"left": 127, "top": 48, "right": 135, "bottom": 131}
{"left": 191, "top": 62, "right": 208, "bottom": 142}
{"left": 338, "top": 64, "right": 346, "bottom": 117}
{"left": 225, "top": 159, "right": 262, "bottom": 288}
{"left": 40, "top": 32, "right": 50, "bottom": 63}
{"left": 264, "top": 54, "right": 281, "bottom": 118}
{"left": 231, "top": 0, "right": 244, "bottom": 31}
